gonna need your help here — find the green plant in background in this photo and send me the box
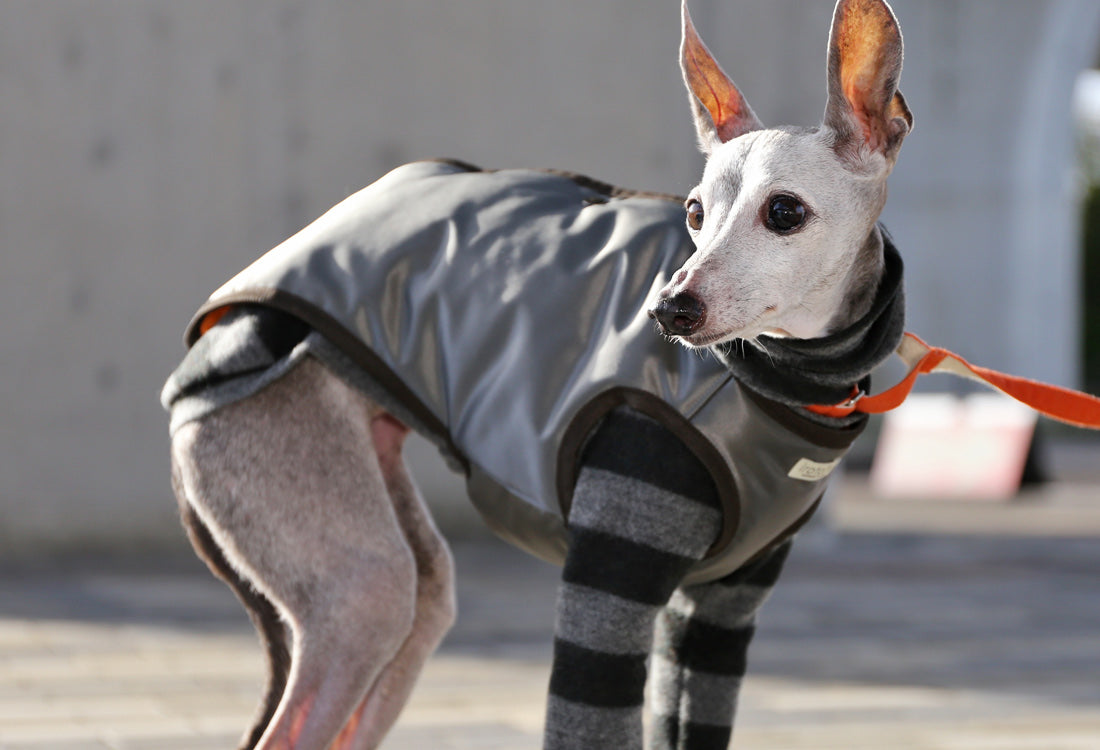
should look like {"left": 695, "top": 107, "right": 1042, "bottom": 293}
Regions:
{"left": 1082, "top": 180, "right": 1100, "bottom": 395}
{"left": 1079, "top": 90, "right": 1100, "bottom": 394}
{"left": 1076, "top": 68, "right": 1100, "bottom": 396}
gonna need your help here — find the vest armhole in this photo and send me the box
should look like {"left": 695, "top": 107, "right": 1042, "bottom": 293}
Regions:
{"left": 556, "top": 387, "right": 741, "bottom": 561}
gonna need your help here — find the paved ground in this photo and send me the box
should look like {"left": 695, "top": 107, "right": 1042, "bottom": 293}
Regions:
{"left": 2, "top": 474, "right": 1100, "bottom": 750}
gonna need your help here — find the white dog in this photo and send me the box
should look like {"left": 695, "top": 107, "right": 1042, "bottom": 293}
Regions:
{"left": 164, "top": 1, "right": 912, "bottom": 747}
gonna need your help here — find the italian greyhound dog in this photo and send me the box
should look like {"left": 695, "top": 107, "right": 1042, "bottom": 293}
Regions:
{"left": 165, "top": 1, "right": 912, "bottom": 748}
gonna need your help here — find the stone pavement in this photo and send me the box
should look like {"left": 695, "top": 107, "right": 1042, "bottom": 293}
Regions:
{"left": 2, "top": 476, "right": 1100, "bottom": 750}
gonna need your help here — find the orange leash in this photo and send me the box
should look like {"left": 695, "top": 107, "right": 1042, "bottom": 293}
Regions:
{"left": 806, "top": 332, "right": 1100, "bottom": 429}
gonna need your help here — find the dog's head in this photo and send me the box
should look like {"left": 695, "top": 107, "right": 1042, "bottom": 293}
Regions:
{"left": 651, "top": 0, "right": 913, "bottom": 347}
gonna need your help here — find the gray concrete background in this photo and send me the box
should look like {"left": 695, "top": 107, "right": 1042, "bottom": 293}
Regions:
{"left": 1, "top": 0, "right": 1098, "bottom": 556}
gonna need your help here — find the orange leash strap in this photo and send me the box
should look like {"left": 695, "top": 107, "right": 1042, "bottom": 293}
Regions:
{"left": 806, "top": 332, "right": 1100, "bottom": 429}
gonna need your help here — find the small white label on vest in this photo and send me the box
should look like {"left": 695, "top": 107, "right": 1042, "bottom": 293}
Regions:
{"left": 788, "top": 457, "right": 841, "bottom": 482}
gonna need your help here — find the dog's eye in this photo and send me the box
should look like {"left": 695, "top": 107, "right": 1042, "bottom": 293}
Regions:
{"left": 685, "top": 199, "right": 704, "bottom": 231}
{"left": 765, "top": 194, "right": 807, "bottom": 233}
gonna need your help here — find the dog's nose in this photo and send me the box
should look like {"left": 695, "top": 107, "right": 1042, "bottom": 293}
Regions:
{"left": 649, "top": 292, "right": 706, "bottom": 336}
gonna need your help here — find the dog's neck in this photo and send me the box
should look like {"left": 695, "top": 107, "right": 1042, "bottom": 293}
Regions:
{"left": 827, "top": 225, "right": 888, "bottom": 334}
{"left": 714, "top": 228, "right": 904, "bottom": 419}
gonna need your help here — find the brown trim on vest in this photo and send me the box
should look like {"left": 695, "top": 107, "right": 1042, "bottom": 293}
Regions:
{"left": 556, "top": 387, "right": 741, "bottom": 561}
{"left": 740, "top": 385, "right": 867, "bottom": 450}
{"left": 190, "top": 293, "right": 740, "bottom": 559}
{"left": 188, "top": 295, "right": 842, "bottom": 572}
{"left": 190, "top": 292, "right": 741, "bottom": 564}
{"left": 423, "top": 158, "right": 687, "bottom": 204}
{"left": 186, "top": 290, "right": 471, "bottom": 475}
{"left": 738, "top": 492, "right": 825, "bottom": 573}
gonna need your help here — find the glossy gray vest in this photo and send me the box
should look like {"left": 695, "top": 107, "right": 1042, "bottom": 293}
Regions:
{"left": 187, "top": 161, "right": 862, "bottom": 583}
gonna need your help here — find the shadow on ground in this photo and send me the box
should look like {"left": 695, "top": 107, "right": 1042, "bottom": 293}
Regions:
{"left": 2, "top": 528, "right": 1097, "bottom": 709}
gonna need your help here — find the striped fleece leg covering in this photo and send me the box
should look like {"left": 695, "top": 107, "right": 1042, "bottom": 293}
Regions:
{"left": 649, "top": 540, "right": 792, "bottom": 750}
{"left": 543, "top": 407, "right": 723, "bottom": 750}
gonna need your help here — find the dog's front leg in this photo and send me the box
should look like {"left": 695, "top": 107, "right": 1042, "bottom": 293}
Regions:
{"left": 649, "top": 540, "right": 792, "bottom": 750}
{"left": 543, "top": 408, "right": 722, "bottom": 750}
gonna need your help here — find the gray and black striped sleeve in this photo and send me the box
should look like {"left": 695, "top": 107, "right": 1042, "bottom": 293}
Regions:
{"left": 543, "top": 407, "right": 724, "bottom": 750}
{"left": 649, "top": 540, "right": 792, "bottom": 750}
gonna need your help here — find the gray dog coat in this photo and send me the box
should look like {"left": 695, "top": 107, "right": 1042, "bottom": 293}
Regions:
{"left": 171, "top": 160, "right": 872, "bottom": 584}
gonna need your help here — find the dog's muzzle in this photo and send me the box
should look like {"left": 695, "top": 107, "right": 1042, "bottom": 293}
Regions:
{"left": 649, "top": 291, "right": 706, "bottom": 337}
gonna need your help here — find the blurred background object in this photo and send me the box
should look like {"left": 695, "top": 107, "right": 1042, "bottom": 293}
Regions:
{"left": 870, "top": 393, "right": 1037, "bottom": 501}
{"left": 1, "top": 0, "right": 1099, "bottom": 559}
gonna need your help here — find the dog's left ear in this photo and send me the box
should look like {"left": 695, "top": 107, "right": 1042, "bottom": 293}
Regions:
{"left": 823, "top": 0, "right": 913, "bottom": 168}
{"left": 680, "top": 0, "right": 763, "bottom": 154}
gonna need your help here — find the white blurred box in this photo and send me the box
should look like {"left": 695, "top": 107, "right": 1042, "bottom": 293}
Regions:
{"left": 870, "top": 393, "right": 1038, "bottom": 501}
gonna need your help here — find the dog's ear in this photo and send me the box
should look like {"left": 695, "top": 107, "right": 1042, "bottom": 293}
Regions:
{"left": 823, "top": 0, "right": 913, "bottom": 168}
{"left": 680, "top": 0, "right": 763, "bottom": 154}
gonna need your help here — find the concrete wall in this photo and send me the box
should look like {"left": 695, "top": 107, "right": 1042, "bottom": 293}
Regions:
{"left": 886, "top": 0, "right": 1100, "bottom": 388}
{"left": 0, "top": 0, "right": 1095, "bottom": 557}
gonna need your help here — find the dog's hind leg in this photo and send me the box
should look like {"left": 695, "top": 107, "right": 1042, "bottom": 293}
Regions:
{"left": 332, "top": 414, "right": 457, "bottom": 749}
{"left": 171, "top": 358, "right": 419, "bottom": 750}
{"left": 172, "top": 474, "right": 290, "bottom": 750}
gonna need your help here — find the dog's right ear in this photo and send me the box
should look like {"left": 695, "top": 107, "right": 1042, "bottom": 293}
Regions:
{"left": 823, "top": 0, "right": 913, "bottom": 169}
{"left": 680, "top": 0, "right": 763, "bottom": 154}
